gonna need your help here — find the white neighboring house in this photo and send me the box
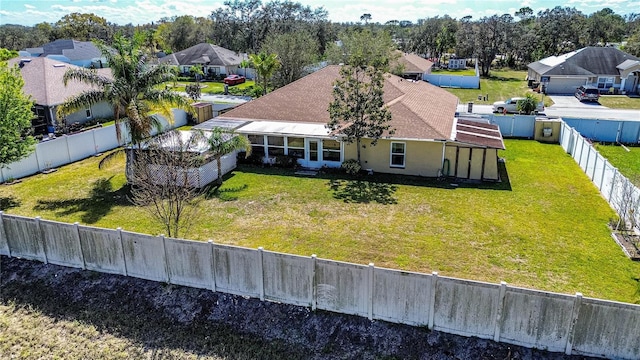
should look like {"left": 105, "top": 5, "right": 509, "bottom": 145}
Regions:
{"left": 8, "top": 57, "right": 113, "bottom": 136}
{"left": 448, "top": 58, "right": 466, "bottom": 69}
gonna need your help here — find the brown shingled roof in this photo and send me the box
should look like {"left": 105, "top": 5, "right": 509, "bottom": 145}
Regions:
{"left": 219, "top": 65, "right": 458, "bottom": 141}
{"left": 455, "top": 119, "right": 505, "bottom": 149}
{"left": 8, "top": 57, "right": 112, "bottom": 106}
{"left": 395, "top": 52, "right": 434, "bottom": 73}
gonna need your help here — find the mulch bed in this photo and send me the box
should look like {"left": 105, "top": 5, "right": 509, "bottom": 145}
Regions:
{"left": 611, "top": 231, "right": 640, "bottom": 261}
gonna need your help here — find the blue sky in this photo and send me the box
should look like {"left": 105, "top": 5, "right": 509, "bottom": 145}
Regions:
{"left": 1, "top": 0, "right": 637, "bottom": 26}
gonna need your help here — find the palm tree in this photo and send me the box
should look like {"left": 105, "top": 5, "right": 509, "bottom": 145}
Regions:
{"left": 248, "top": 52, "right": 280, "bottom": 95}
{"left": 57, "top": 32, "right": 194, "bottom": 153}
{"left": 239, "top": 59, "right": 250, "bottom": 77}
{"left": 197, "top": 128, "right": 251, "bottom": 186}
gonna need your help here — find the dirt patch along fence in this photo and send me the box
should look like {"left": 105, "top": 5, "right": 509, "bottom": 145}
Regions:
{"left": 0, "top": 212, "right": 639, "bottom": 359}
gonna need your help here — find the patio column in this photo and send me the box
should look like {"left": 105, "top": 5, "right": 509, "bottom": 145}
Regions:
{"left": 620, "top": 77, "right": 626, "bottom": 92}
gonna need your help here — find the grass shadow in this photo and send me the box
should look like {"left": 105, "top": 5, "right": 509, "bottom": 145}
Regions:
{"left": 205, "top": 183, "right": 248, "bottom": 201}
{"left": 329, "top": 179, "right": 398, "bottom": 204}
{"left": 237, "top": 164, "right": 512, "bottom": 191}
{"left": 33, "top": 177, "right": 132, "bottom": 224}
{"left": 0, "top": 195, "right": 21, "bottom": 211}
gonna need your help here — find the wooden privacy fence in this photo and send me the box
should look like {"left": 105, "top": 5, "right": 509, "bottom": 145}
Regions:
{"left": 0, "top": 212, "right": 639, "bottom": 359}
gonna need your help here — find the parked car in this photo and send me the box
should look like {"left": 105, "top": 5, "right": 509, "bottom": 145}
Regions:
{"left": 223, "top": 74, "right": 246, "bottom": 85}
{"left": 575, "top": 85, "right": 600, "bottom": 102}
{"left": 492, "top": 97, "right": 544, "bottom": 114}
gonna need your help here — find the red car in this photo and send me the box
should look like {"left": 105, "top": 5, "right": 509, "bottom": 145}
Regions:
{"left": 223, "top": 74, "right": 246, "bottom": 85}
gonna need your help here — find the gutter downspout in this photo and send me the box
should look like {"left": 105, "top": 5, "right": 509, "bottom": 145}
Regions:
{"left": 440, "top": 141, "right": 447, "bottom": 177}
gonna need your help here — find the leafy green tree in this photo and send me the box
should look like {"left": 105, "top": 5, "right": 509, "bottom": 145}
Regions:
{"left": 587, "top": 8, "right": 626, "bottom": 45}
{"left": 57, "top": 32, "right": 194, "bottom": 160}
{"left": 326, "top": 28, "right": 398, "bottom": 70}
{"left": 197, "top": 128, "right": 251, "bottom": 186}
{"left": 54, "top": 12, "right": 112, "bottom": 42}
{"left": 0, "top": 62, "right": 36, "bottom": 168}
{"left": 360, "top": 14, "right": 372, "bottom": 24}
{"left": 0, "top": 48, "right": 18, "bottom": 61}
{"left": 262, "top": 30, "right": 319, "bottom": 88}
{"left": 249, "top": 52, "right": 281, "bottom": 95}
{"left": 623, "top": 30, "right": 640, "bottom": 57}
{"left": 328, "top": 65, "right": 393, "bottom": 165}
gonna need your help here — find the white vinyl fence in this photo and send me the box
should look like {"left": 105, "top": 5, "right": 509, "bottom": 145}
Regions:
{"left": 1, "top": 212, "right": 639, "bottom": 359}
{"left": 0, "top": 110, "right": 188, "bottom": 183}
{"left": 559, "top": 122, "right": 639, "bottom": 227}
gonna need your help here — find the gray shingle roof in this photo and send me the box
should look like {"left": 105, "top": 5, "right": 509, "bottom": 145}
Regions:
{"left": 34, "top": 39, "right": 103, "bottom": 61}
{"left": 7, "top": 57, "right": 112, "bottom": 106}
{"left": 529, "top": 47, "right": 640, "bottom": 77}
{"left": 158, "top": 43, "right": 244, "bottom": 67}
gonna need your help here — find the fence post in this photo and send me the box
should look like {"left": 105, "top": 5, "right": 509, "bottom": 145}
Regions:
{"left": 0, "top": 211, "right": 9, "bottom": 256}
{"left": 590, "top": 147, "right": 597, "bottom": 181}
{"left": 609, "top": 169, "right": 618, "bottom": 203}
{"left": 599, "top": 159, "right": 607, "bottom": 192}
{"left": 118, "top": 227, "right": 128, "bottom": 276}
{"left": 564, "top": 292, "right": 583, "bottom": 355}
{"left": 258, "top": 247, "right": 264, "bottom": 301}
{"left": 74, "top": 222, "right": 86, "bottom": 270}
{"left": 310, "top": 254, "right": 317, "bottom": 310}
{"left": 65, "top": 135, "right": 72, "bottom": 163}
{"left": 161, "top": 235, "right": 171, "bottom": 283}
{"left": 34, "top": 216, "right": 47, "bottom": 264}
{"left": 368, "top": 263, "right": 374, "bottom": 320}
{"left": 208, "top": 240, "right": 217, "bottom": 292}
{"left": 428, "top": 271, "right": 438, "bottom": 330}
{"left": 493, "top": 281, "right": 508, "bottom": 342}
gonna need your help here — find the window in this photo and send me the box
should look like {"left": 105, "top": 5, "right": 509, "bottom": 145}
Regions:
{"left": 267, "top": 136, "right": 285, "bottom": 156}
{"left": 248, "top": 134, "right": 265, "bottom": 157}
{"left": 287, "top": 137, "right": 304, "bottom": 158}
{"left": 85, "top": 108, "right": 92, "bottom": 118}
{"left": 322, "top": 139, "right": 341, "bottom": 162}
{"left": 597, "top": 77, "right": 614, "bottom": 89}
{"left": 390, "top": 142, "right": 405, "bottom": 167}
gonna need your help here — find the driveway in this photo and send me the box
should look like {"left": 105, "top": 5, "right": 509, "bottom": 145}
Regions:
{"left": 547, "top": 95, "right": 608, "bottom": 109}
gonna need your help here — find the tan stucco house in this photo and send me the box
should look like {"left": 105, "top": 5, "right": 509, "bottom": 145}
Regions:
{"left": 218, "top": 65, "right": 505, "bottom": 181}
{"left": 158, "top": 43, "right": 247, "bottom": 79}
{"left": 395, "top": 52, "right": 434, "bottom": 80}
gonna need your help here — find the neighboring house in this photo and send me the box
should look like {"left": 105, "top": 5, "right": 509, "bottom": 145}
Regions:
{"left": 527, "top": 47, "right": 640, "bottom": 95}
{"left": 394, "top": 52, "right": 433, "bottom": 80}
{"left": 20, "top": 39, "right": 107, "bottom": 68}
{"left": 218, "top": 65, "right": 505, "bottom": 181}
{"left": 448, "top": 58, "right": 466, "bottom": 69}
{"left": 158, "top": 43, "right": 248, "bottom": 79}
{"left": 8, "top": 57, "right": 113, "bottom": 135}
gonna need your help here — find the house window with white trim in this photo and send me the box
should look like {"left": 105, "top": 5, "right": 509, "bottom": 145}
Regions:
{"left": 322, "top": 139, "right": 341, "bottom": 161}
{"left": 248, "top": 134, "right": 265, "bottom": 157}
{"left": 390, "top": 142, "right": 405, "bottom": 168}
{"left": 267, "top": 136, "right": 285, "bottom": 156}
{"left": 85, "top": 108, "right": 92, "bottom": 119}
{"left": 287, "top": 137, "right": 305, "bottom": 158}
{"left": 597, "top": 77, "right": 614, "bottom": 89}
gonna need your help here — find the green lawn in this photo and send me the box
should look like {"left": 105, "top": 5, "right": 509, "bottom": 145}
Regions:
{"left": 444, "top": 69, "right": 551, "bottom": 106}
{"left": 598, "top": 95, "right": 640, "bottom": 110}
{"left": 430, "top": 68, "right": 477, "bottom": 76}
{"left": 595, "top": 143, "right": 640, "bottom": 186}
{"left": 164, "top": 80, "right": 256, "bottom": 94}
{"left": 1, "top": 140, "right": 639, "bottom": 303}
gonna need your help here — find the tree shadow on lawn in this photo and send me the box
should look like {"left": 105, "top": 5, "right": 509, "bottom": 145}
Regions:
{"left": 0, "top": 195, "right": 21, "bottom": 211}
{"left": 33, "top": 177, "right": 132, "bottom": 224}
{"left": 237, "top": 163, "right": 512, "bottom": 192}
{"left": 329, "top": 179, "right": 398, "bottom": 204}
